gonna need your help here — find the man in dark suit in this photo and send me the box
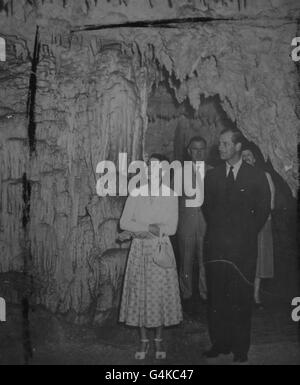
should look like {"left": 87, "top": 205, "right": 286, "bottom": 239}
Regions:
{"left": 178, "top": 136, "right": 211, "bottom": 315}
{"left": 202, "top": 128, "right": 271, "bottom": 363}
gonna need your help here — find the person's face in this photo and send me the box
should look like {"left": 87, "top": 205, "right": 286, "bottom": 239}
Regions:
{"left": 219, "top": 132, "right": 241, "bottom": 161}
{"left": 242, "top": 149, "right": 256, "bottom": 166}
{"left": 188, "top": 140, "right": 207, "bottom": 162}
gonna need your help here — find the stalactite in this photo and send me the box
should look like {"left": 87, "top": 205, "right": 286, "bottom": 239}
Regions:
{"left": 22, "top": 173, "right": 31, "bottom": 232}
{"left": 12, "top": 46, "right": 147, "bottom": 319}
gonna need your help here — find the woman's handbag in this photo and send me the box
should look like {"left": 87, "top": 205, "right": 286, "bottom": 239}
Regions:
{"left": 152, "top": 236, "right": 176, "bottom": 269}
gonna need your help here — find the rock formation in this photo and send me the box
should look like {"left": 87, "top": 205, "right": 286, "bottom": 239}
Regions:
{"left": 0, "top": 0, "right": 299, "bottom": 323}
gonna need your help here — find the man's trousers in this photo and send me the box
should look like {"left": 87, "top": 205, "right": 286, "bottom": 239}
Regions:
{"left": 206, "top": 261, "right": 253, "bottom": 356}
{"left": 178, "top": 210, "right": 207, "bottom": 299}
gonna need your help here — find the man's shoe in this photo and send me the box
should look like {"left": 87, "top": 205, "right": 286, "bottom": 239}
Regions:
{"left": 233, "top": 354, "right": 248, "bottom": 363}
{"left": 203, "top": 348, "right": 220, "bottom": 358}
{"left": 203, "top": 347, "right": 230, "bottom": 358}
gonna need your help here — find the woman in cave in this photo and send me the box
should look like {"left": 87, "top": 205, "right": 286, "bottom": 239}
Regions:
{"left": 118, "top": 154, "right": 182, "bottom": 360}
{"left": 242, "top": 144, "right": 275, "bottom": 307}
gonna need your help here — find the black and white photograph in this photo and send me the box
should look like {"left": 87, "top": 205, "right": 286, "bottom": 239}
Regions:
{"left": 0, "top": 0, "right": 299, "bottom": 368}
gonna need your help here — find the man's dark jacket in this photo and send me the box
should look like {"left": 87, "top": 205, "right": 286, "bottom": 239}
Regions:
{"left": 203, "top": 161, "right": 271, "bottom": 281}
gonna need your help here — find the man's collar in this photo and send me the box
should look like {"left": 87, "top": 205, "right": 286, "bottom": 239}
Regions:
{"left": 192, "top": 161, "right": 205, "bottom": 170}
{"left": 226, "top": 157, "right": 243, "bottom": 179}
{"left": 226, "top": 157, "right": 242, "bottom": 170}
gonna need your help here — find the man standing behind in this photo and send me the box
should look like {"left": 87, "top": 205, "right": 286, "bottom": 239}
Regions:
{"left": 202, "top": 128, "right": 270, "bottom": 363}
{"left": 178, "top": 136, "right": 211, "bottom": 315}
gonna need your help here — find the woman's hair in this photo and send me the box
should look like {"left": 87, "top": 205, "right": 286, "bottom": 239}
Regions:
{"left": 242, "top": 141, "right": 266, "bottom": 170}
{"left": 149, "top": 153, "right": 170, "bottom": 163}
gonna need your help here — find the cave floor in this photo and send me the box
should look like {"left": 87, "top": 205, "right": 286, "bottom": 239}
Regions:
{"left": 0, "top": 297, "right": 299, "bottom": 366}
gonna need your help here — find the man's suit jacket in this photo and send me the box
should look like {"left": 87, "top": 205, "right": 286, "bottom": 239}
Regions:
{"left": 202, "top": 161, "right": 271, "bottom": 281}
{"left": 178, "top": 163, "right": 212, "bottom": 238}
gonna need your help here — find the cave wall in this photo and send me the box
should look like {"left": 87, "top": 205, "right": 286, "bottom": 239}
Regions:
{"left": 0, "top": 37, "right": 31, "bottom": 273}
{"left": 1, "top": 1, "right": 298, "bottom": 29}
{"left": 0, "top": 0, "right": 299, "bottom": 322}
{"left": 30, "top": 46, "right": 145, "bottom": 319}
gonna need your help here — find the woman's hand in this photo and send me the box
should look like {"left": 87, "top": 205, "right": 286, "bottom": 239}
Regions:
{"left": 133, "top": 231, "right": 154, "bottom": 239}
{"left": 148, "top": 224, "right": 161, "bottom": 237}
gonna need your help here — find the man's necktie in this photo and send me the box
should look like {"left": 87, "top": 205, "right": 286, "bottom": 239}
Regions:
{"left": 226, "top": 166, "right": 235, "bottom": 195}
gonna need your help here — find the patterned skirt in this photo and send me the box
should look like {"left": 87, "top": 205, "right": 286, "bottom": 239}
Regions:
{"left": 119, "top": 237, "right": 183, "bottom": 328}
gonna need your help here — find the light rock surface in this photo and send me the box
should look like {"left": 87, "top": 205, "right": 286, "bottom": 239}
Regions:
{"left": 0, "top": 0, "right": 299, "bottom": 322}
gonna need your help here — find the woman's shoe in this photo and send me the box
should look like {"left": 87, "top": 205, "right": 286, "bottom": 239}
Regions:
{"left": 154, "top": 338, "right": 166, "bottom": 360}
{"left": 134, "top": 339, "right": 149, "bottom": 360}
